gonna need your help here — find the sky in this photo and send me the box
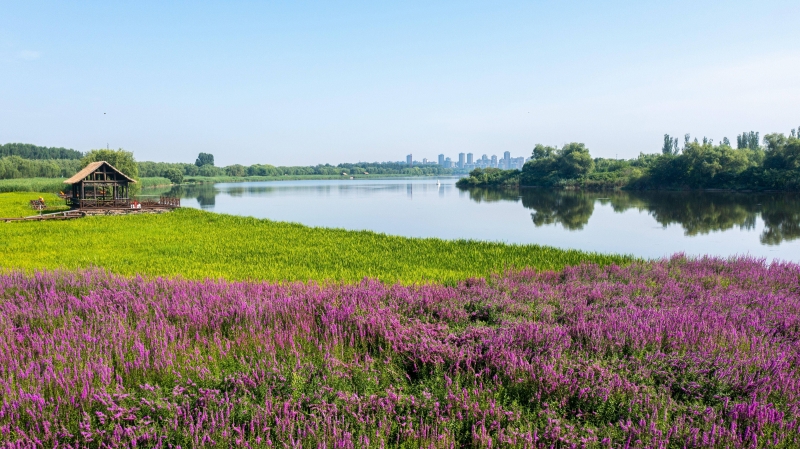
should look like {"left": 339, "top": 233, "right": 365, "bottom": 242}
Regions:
{"left": 1, "top": 1, "right": 799, "bottom": 166}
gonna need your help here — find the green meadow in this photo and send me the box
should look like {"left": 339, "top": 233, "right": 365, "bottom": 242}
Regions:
{"left": 0, "top": 194, "right": 631, "bottom": 283}
{"left": 0, "top": 192, "right": 69, "bottom": 217}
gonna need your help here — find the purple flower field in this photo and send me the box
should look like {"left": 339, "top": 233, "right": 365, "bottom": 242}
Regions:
{"left": 1, "top": 256, "right": 800, "bottom": 447}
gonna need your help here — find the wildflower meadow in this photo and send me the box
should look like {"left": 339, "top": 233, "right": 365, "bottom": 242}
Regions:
{"left": 2, "top": 255, "right": 799, "bottom": 447}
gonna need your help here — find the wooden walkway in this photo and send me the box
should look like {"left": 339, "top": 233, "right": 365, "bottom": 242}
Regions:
{"left": 3, "top": 196, "right": 180, "bottom": 222}
{"left": 2, "top": 211, "right": 86, "bottom": 223}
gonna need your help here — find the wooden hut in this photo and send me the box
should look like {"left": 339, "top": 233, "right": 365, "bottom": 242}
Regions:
{"left": 63, "top": 161, "right": 136, "bottom": 209}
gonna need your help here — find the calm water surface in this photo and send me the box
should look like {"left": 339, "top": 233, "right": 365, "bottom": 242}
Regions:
{"left": 147, "top": 177, "right": 800, "bottom": 262}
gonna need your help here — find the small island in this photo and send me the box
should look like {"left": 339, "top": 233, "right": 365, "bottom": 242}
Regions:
{"left": 457, "top": 130, "right": 800, "bottom": 191}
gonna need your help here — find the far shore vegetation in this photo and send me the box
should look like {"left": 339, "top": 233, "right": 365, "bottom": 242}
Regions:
{"left": 0, "top": 143, "right": 465, "bottom": 193}
{"left": 457, "top": 129, "right": 800, "bottom": 191}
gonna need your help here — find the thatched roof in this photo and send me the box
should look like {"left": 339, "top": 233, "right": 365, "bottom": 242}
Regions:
{"left": 63, "top": 161, "right": 137, "bottom": 185}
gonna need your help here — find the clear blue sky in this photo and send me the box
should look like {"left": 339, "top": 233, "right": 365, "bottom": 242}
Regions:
{"left": 2, "top": 1, "right": 799, "bottom": 166}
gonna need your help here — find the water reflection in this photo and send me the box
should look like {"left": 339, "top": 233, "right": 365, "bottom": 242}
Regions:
{"left": 463, "top": 188, "right": 800, "bottom": 245}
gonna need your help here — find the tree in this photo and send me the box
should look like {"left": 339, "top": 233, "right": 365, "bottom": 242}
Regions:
{"left": 225, "top": 164, "right": 246, "bottom": 177}
{"left": 663, "top": 134, "right": 680, "bottom": 155}
{"left": 662, "top": 134, "right": 673, "bottom": 155}
{"left": 163, "top": 168, "right": 184, "bottom": 184}
{"left": 531, "top": 144, "right": 556, "bottom": 160}
{"left": 195, "top": 152, "right": 215, "bottom": 167}
{"left": 556, "top": 143, "right": 594, "bottom": 179}
{"left": 764, "top": 133, "right": 800, "bottom": 170}
{"left": 82, "top": 148, "right": 141, "bottom": 195}
{"left": 737, "top": 131, "right": 760, "bottom": 150}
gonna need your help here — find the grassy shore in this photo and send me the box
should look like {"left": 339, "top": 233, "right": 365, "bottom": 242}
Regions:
{"left": 0, "top": 203, "right": 631, "bottom": 283}
{"left": 0, "top": 192, "right": 69, "bottom": 217}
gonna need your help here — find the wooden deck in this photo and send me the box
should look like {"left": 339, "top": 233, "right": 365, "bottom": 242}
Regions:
{"left": 2, "top": 211, "right": 86, "bottom": 223}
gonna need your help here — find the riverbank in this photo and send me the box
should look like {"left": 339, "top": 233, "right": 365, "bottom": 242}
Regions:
{"left": 0, "top": 203, "right": 631, "bottom": 283}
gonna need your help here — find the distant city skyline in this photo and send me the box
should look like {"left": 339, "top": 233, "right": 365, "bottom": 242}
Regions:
{"left": 2, "top": 1, "right": 799, "bottom": 166}
{"left": 405, "top": 151, "right": 527, "bottom": 170}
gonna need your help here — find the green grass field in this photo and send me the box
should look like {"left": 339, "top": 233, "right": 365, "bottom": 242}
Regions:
{"left": 0, "top": 192, "right": 70, "bottom": 217}
{"left": 0, "top": 199, "right": 631, "bottom": 282}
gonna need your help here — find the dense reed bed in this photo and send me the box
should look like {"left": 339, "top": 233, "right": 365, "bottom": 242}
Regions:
{"left": 1, "top": 256, "right": 799, "bottom": 447}
{"left": 0, "top": 208, "right": 629, "bottom": 283}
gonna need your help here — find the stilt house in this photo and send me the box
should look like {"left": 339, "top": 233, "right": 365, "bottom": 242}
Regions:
{"left": 64, "top": 161, "right": 137, "bottom": 208}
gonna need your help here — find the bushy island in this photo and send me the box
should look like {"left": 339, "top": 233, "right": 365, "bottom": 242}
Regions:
{"left": 457, "top": 130, "right": 800, "bottom": 190}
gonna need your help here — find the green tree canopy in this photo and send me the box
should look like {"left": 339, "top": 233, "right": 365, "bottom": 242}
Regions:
{"left": 163, "top": 168, "right": 184, "bottom": 184}
{"left": 557, "top": 143, "right": 594, "bottom": 179}
{"left": 195, "top": 153, "right": 215, "bottom": 167}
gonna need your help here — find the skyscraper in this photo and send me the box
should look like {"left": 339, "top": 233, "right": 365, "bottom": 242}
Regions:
{"left": 467, "top": 153, "right": 473, "bottom": 165}
{"left": 491, "top": 155, "right": 498, "bottom": 167}
{"left": 438, "top": 154, "right": 445, "bottom": 166}
{"left": 444, "top": 157, "right": 452, "bottom": 168}
{"left": 458, "top": 153, "right": 465, "bottom": 168}
{"left": 503, "top": 151, "right": 511, "bottom": 169}
{"left": 407, "top": 154, "right": 413, "bottom": 166}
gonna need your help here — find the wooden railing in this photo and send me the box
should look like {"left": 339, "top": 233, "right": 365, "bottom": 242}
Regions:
{"left": 76, "top": 197, "right": 180, "bottom": 210}
{"left": 138, "top": 197, "right": 181, "bottom": 208}
{"left": 160, "top": 196, "right": 180, "bottom": 207}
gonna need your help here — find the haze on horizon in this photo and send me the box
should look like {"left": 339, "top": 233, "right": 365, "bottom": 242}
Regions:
{"left": 1, "top": 1, "right": 799, "bottom": 167}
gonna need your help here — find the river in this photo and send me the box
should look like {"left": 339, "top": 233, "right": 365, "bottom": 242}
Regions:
{"left": 144, "top": 177, "right": 800, "bottom": 261}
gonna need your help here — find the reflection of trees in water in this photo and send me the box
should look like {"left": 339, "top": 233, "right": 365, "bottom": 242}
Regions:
{"left": 460, "top": 186, "right": 800, "bottom": 243}
{"left": 161, "top": 185, "right": 218, "bottom": 207}
{"left": 621, "top": 192, "right": 758, "bottom": 236}
{"left": 759, "top": 196, "right": 800, "bottom": 245}
{"left": 464, "top": 188, "right": 520, "bottom": 203}
{"left": 522, "top": 191, "right": 595, "bottom": 230}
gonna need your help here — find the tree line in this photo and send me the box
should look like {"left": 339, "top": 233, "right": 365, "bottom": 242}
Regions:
{"left": 0, "top": 145, "right": 457, "bottom": 183}
{"left": 458, "top": 128, "right": 800, "bottom": 190}
{"left": 0, "top": 143, "right": 82, "bottom": 160}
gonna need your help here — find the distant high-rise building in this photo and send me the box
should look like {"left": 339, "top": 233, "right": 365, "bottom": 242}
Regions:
{"left": 458, "top": 153, "right": 465, "bottom": 168}
{"left": 503, "top": 151, "right": 511, "bottom": 169}
{"left": 407, "top": 154, "right": 413, "bottom": 166}
{"left": 422, "top": 158, "right": 428, "bottom": 165}
{"left": 438, "top": 154, "right": 445, "bottom": 166}
{"left": 444, "top": 157, "right": 452, "bottom": 168}
{"left": 467, "top": 153, "right": 473, "bottom": 165}
{"left": 491, "top": 155, "right": 498, "bottom": 168}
